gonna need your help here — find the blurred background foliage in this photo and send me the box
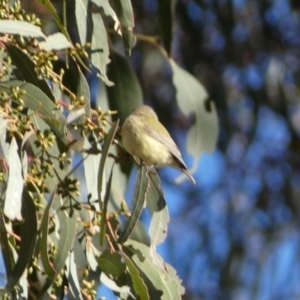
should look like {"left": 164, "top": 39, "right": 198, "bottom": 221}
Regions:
{"left": 151, "top": 1, "right": 300, "bottom": 299}
{"left": 123, "top": 1, "right": 300, "bottom": 299}
{"left": 19, "top": 0, "right": 300, "bottom": 299}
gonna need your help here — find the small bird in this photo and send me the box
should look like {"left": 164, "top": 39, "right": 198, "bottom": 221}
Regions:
{"left": 121, "top": 105, "right": 196, "bottom": 184}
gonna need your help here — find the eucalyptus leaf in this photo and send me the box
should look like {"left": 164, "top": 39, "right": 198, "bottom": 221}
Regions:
{"left": 39, "top": 193, "right": 59, "bottom": 281}
{"left": 106, "top": 50, "right": 143, "bottom": 123}
{"left": 39, "top": 196, "right": 77, "bottom": 298}
{"left": 95, "top": 78, "right": 129, "bottom": 212}
{"left": 22, "top": 151, "right": 28, "bottom": 180}
{"left": 100, "top": 273, "right": 132, "bottom": 295}
{"left": 0, "top": 115, "right": 9, "bottom": 161}
{"left": 51, "top": 82, "right": 62, "bottom": 101}
{"left": 75, "top": 0, "right": 88, "bottom": 46}
{"left": 97, "top": 250, "right": 126, "bottom": 278}
{"left": 75, "top": 0, "right": 113, "bottom": 85}
{"left": 91, "top": 0, "right": 120, "bottom": 31}
{"left": 95, "top": 77, "right": 110, "bottom": 111}
{"left": 66, "top": 251, "right": 84, "bottom": 300}
{"left": 54, "top": 209, "right": 77, "bottom": 276}
{"left": 83, "top": 138, "right": 101, "bottom": 203}
{"left": 0, "top": 81, "right": 68, "bottom": 147}
{"left": 40, "top": 32, "right": 72, "bottom": 51}
{"left": 29, "top": 115, "right": 66, "bottom": 195}
{"left": 117, "top": 165, "right": 149, "bottom": 243}
{"left": 4, "top": 138, "right": 23, "bottom": 221}
{"left": 6, "top": 191, "right": 37, "bottom": 291}
{"left": 35, "top": 0, "right": 70, "bottom": 42}
{"left": 86, "top": 236, "right": 99, "bottom": 271}
{"left": 66, "top": 109, "right": 90, "bottom": 152}
{"left": 18, "top": 269, "right": 28, "bottom": 299}
{"left": 36, "top": 0, "right": 88, "bottom": 71}
{"left": 90, "top": 12, "right": 113, "bottom": 86}
{"left": 66, "top": 107, "right": 86, "bottom": 146}
{"left": 0, "top": 215, "right": 13, "bottom": 283}
{"left": 124, "top": 239, "right": 185, "bottom": 300}
{"left": 77, "top": 69, "right": 91, "bottom": 117}
{"left": 97, "top": 120, "right": 119, "bottom": 203}
{"left": 72, "top": 237, "right": 87, "bottom": 267}
{"left": 123, "top": 253, "right": 149, "bottom": 300}
{"left": 170, "top": 59, "right": 219, "bottom": 166}
{"left": 0, "top": 20, "right": 45, "bottom": 38}
{"left": 147, "top": 170, "right": 169, "bottom": 269}
{"left": 99, "top": 163, "right": 114, "bottom": 247}
{"left": 110, "top": 0, "right": 136, "bottom": 56}
{"left": 128, "top": 220, "right": 151, "bottom": 246}
{"left": 20, "top": 130, "right": 35, "bottom": 151}
{"left": 4, "top": 43, "right": 55, "bottom": 102}
{"left": 149, "top": 206, "right": 170, "bottom": 269}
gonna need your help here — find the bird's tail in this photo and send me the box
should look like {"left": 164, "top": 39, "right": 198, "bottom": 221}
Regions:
{"left": 182, "top": 169, "right": 196, "bottom": 185}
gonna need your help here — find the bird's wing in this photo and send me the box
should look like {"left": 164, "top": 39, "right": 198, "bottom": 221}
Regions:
{"left": 143, "top": 124, "right": 187, "bottom": 168}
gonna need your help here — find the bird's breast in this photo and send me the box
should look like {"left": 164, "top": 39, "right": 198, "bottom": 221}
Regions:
{"left": 122, "top": 119, "right": 173, "bottom": 167}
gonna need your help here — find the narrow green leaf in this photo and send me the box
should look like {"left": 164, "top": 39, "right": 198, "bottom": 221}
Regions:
{"left": 97, "top": 250, "right": 126, "bottom": 278}
{"left": 86, "top": 236, "right": 99, "bottom": 271}
{"left": 0, "top": 214, "right": 13, "bottom": 281}
{"left": 22, "top": 151, "right": 28, "bottom": 180}
{"left": 100, "top": 272, "right": 131, "bottom": 295}
{"left": 123, "top": 253, "right": 149, "bottom": 300}
{"left": 51, "top": 82, "right": 62, "bottom": 101}
{"left": 18, "top": 269, "right": 28, "bottom": 298}
{"left": 54, "top": 209, "right": 77, "bottom": 275}
{"left": 20, "top": 130, "right": 34, "bottom": 152}
{"left": 72, "top": 237, "right": 87, "bottom": 267}
{"left": 4, "top": 43, "right": 55, "bottom": 102}
{"left": 66, "top": 69, "right": 91, "bottom": 150}
{"left": 83, "top": 138, "right": 101, "bottom": 203}
{"left": 149, "top": 208, "right": 169, "bottom": 269}
{"left": 95, "top": 76, "right": 110, "bottom": 111}
{"left": 0, "top": 20, "right": 45, "bottom": 38}
{"left": 6, "top": 191, "right": 37, "bottom": 290}
{"left": 75, "top": 0, "right": 113, "bottom": 85}
{"left": 97, "top": 120, "right": 119, "bottom": 203}
{"left": 157, "top": 0, "right": 174, "bottom": 56}
{"left": 66, "top": 108, "right": 86, "bottom": 149}
{"left": 0, "top": 115, "right": 9, "bottom": 160}
{"left": 36, "top": 0, "right": 69, "bottom": 40}
{"left": 99, "top": 163, "right": 114, "bottom": 247}
{"left": 124, "top": 239, "right": 185, "bottom": 300}
{"left": 128, "top": 220, "right": 151, "bottom": 246}
{"left": 170, "top": 59, "right": 219, "bottom": 162}
{"left": 4, "top": 138, "right": 23, "bottom": 221}
{"left": 106, "top": 50, "right": 143, "bottom": 123}
{"left": 39, "top": 193, "right": 58, "bottom": 281}
{"left": 29, "top": 116, "right": 67, "bottom": 195}
{"left": 66, "top": 251, "right": 84, "bottom": 300}
{"left": 39, "top": 195, "right": 77, "bottom": 298}
{"left": 147, "top": 170, "right": 169, "bottom": 269}
{"left": 146, "top": 169, "right": 166, "bottom": 213}
{"left": 40, "top": 32, "right": 72, "bottom": 51}
{"left": 36, "top": 0, "right": 89, "bottom": 71}
{"left": 117, "top": 165, "right": 149, "bottom": 243}
{"left": 77, "top": 68, "right": 91, "bottom": 117}
{"left": 0, "top": 81, "right": 68, "bottom": 146}
{"left": 110, "top": 0, "right": 136, "bottom": 56}
{"left": 90, "top": 12, "right": 113, "bottom": 86}
{"left": 75, "top": 0, "right": 88, "bottom": 46}
{"left": 91, "top": 0, "right": 120, "bottom": 30}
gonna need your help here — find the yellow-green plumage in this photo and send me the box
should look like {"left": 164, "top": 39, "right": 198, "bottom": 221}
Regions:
{"left": 121, "top": 105, "right": 195, "bottom": 184}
